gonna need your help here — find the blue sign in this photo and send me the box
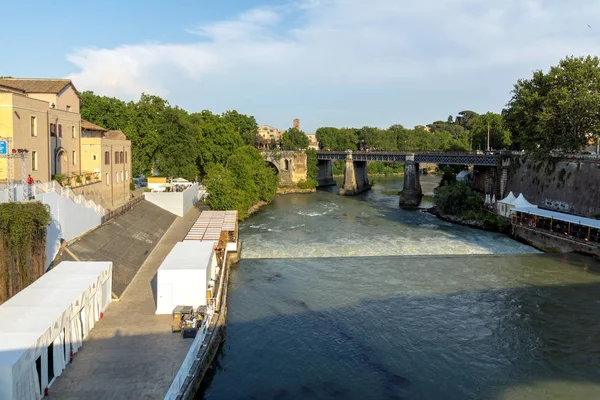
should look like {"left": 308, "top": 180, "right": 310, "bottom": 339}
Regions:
{"left": 0, "top": 141, "right": 6, "bottom": 155}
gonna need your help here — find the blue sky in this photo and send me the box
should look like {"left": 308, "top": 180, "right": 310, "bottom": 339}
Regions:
{"left": 2, "top": 0, "right": 599, "bottom": 132}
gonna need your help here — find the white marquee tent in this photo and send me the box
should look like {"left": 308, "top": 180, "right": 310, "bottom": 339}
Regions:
{"left": 0, "top": 261, "right": 112, "bottom": 400}
{"left": 508, "top": 193, "right": 537, "bottom": 215}
{"left": 155, "top": 241, "right": 215, "bottom": 315}
{"left": 496, "top": 191, "right": 517, "bottom": 217}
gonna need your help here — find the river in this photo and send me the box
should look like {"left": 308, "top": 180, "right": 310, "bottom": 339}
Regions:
{"left": 201, "top": 176, "right": 600, "bottom": 400}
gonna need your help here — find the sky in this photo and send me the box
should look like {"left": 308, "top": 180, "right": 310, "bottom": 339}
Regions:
{"left": 1, "top": 0, "right": 599, "bottom": 132}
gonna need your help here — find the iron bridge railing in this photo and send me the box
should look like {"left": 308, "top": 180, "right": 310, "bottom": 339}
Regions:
{"left": 316, "top": 151, "right": 500, "bottom": 166}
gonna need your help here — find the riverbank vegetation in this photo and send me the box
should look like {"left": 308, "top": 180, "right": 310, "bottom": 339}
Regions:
{"left": 203, "top": 146, "right": 278, "bottom": 220}
{"left": 0, "top": 202, "right": 51, "bottom": 304}
{"left": 433, "top": 181, "right": 511, "bottom": 233}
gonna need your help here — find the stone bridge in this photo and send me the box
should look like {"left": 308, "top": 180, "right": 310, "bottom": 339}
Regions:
{"left": 262, "top": 151, "right": 308, "bottom": 187}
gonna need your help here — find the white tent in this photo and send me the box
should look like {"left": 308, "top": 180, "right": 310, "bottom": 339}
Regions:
{"left": 507, "top": 193, "right": 537, "bottom": 217}
{"left": 0, "top": 262, "right": 112, "bottom": 400}
{"left": 155, "top": 241, "right": 215, "bottom": 315}
{"left": 496, "top": 191, "right": 517, "bottom": 217}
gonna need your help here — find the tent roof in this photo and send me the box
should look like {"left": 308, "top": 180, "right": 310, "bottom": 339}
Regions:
{"left": 0, "top": 262, "right": 111, "bottom": 367}
{"left": 510, "top": 193, "right": 537, "bottom": 208}
{"left": 158, "top": 241, "right": 213, "bottom": 271}
{"left": 498, "top": 191, "right": 517, "bottom": 204}
{"left": 513, "top": 207, "right": 600, "bottom": 230}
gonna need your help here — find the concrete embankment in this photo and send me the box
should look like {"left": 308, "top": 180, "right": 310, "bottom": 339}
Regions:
{"left": 513, "top": 225, "right": 600, "bottom": 258}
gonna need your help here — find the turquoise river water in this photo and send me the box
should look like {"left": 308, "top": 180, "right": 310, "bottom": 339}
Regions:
{"left": 201, "top": 176, "right": 600, "bottom": 400}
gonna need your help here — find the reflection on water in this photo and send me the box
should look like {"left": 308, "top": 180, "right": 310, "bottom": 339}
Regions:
{"left": 202, "top": 177, "right": 600, "bottom": 400}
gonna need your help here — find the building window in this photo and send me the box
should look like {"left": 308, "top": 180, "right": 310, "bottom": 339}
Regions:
{"left": 50, "top": 123, "right": 56, "bottom": 137}
{"left": 125, "top": 151, "right": 128, "bottom": 164}
{"left": 126, "top": 170, "right": 129, "bottom": 181}
{"left": 106, "top": 173, "right": 109, "bottom": 185}
{"left": 58, "top": 124, "right": 63, "bottom": 138}
{"left": 71, "top": 126, "right": 76, "bottom": 138}
{"left": 30, "top": 116, "right": 37, "bottom": 137}
{"left": 104, "top": 151, "right": 110, "bottom": 165}
{"left": 116, "top": 171, "right": 119, "bottom": 183}
{"left": 120, "top": 151, "right": 124, "bottom": 164}
{"left": 72, "top": 151, "right": 76, "bottom": 165}
{"left": 92, "top": 154, "right": 97, "bottom": 161}
{"left": 31, "top": 151, "right": 38, "bottom": 171}
{"left": 115, "top": 151, "right": 119, "bottom": 164}
{"left": 121, "top": 171, "right": 124, "bottom": 181}
{"left": 66, "top": 105, "right": 71, "bottom": 112}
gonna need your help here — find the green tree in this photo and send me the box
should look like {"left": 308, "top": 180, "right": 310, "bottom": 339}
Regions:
{"left": 280, "top": 128, "right": 309, "bottom": 150}
{"left": 221, "top": 110, "right": 259, "bottom": 146}
{"left": 192, "top": 110, "right": 244, "bottom": 176}
{"left": 455, "top": 110, "right": 479, "bottom": 130}
{"left": 469, "top": 112, "right": 511, "bottom": 150}
{"left": 301, "top": 148, "right": 318, "bottom": 188}
{"left": 505, "top": 55, "right": 600, "bottom": 155}
{"left": 155, "top": 107, "right": 198, "bottom": 180}
{"left": 434, "top": 181, "right": 482, "bottom": 216}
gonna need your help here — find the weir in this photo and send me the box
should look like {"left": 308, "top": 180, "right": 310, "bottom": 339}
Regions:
{"left": 399, "top": 154, "right": 422, "bottom": 207}
{"left": 339, "top": 151, "right": 371, "bottom": 196}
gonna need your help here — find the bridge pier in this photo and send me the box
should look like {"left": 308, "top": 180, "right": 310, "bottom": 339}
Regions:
{"left": 399, "top": 155, "right": 422, "bottom": 207}
{"left": 339, "top": 151, "right": 371, "bottom": 196}
{"left": 316, "top": 159, "right": 336, "bottom": 187}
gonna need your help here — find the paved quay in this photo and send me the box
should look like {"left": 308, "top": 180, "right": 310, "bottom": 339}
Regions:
{"left": 49, "top": 205, "right": 205, "bottom": 400}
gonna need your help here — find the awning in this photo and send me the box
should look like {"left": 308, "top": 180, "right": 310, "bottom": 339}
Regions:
{"left": 510, "top": 193, "right": 537, "bottom": 208}
{"left": 513, "top": 207, "right": 600, "bottom": 230}
{"left": 498, "top": 191, "right": 516, "bottom": 204}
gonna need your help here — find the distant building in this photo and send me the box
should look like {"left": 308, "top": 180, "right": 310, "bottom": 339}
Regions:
{"left": 293, "top": 118, "right": 300, "bottom": 130}
{"left": 257, "top": 125, "right": 281, "bottom": 142}
{"left": 414, "top": 125, "right": 431, "bottom": 132}
{"left": 306, "top": 133, "right": 319, "bottom": 150}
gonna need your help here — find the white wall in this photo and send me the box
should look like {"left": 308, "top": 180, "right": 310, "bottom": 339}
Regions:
{"left": 144, "top": 184, "right": 199, "bottom": 217}
{"left": 36, "top": 191, "right": 103, "bottom": 269}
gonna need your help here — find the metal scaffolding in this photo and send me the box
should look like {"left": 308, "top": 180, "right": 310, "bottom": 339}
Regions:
{"left": 0, "top": 137, "right": 29, "bottom": 201}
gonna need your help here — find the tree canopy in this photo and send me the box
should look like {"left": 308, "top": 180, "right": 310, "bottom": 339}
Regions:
{"left": 505, "top": 55, "right": 600, "bottom": 156}
{"left": 280, "top": 128, "right": 309, "bottom": 150}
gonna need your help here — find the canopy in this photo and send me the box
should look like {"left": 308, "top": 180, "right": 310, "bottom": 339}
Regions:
{"left": 510, "top": 193, "right": 537, "bottom": 208}
{"left": 0, "top": 262, "right": 112, "bottom": 400}
{"left": 498, "top": 191, "right": 516, "bottom": 204}
{"left": 513, "top": 207, "right": 600, "bottom": 230}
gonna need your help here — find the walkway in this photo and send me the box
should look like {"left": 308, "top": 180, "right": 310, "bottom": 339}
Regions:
{"left": 49, "top": 204, "right": 205, "bottom": 400}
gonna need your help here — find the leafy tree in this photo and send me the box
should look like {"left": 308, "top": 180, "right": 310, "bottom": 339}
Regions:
{"left": 301, "top": 148, "right": 319, "bottom": 188}
{"left": 455, "top": 110, "right": 479, "bottom": 130}
{"left": 505, "top": 55, "right": 600, "bottom": 155}
{"left": 469, "top": 112, "right": 511, "bottom": 150}
{"left": 280, "top": 128, "right": 309, "bottom": 150}
{"left": 434, "top": 181, "right": 482, "bottom": 216}
{"left": 204, "top": 147, "right": 278, "bottom": 219}
{"left": 222, "top": 110, "right": 259, "bottom": 146}
{"left": 192, "top": 110, "right": 244, "bottom": 176}
{"left": 155, "top": 107, "right": 198, "bottom": 180}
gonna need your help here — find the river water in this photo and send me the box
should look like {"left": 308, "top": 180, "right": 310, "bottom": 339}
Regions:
{"left": 202, "top": 176, "right": 600, "bottom": 400}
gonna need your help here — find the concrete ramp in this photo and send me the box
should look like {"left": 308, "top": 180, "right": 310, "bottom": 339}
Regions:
{"left": 53, "top": 200, "right": 178, "bottom": 297}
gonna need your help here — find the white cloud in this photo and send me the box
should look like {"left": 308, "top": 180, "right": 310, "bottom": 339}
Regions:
{"left": 66, "top": 0, "right": 600, "bottom": 129}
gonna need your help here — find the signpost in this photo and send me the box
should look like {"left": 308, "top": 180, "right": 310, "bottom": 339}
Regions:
{"left": 0, "top": 140, "right": 6, "bottom": 155}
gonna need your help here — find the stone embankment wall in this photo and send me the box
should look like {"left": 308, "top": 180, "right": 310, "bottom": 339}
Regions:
{"left": 507, "top": 158, "right": 600, "bottom": 217}
{"left": 513, "top": 225, "right": 600, "bottom": 258}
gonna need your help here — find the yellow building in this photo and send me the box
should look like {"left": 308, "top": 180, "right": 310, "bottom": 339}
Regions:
{"left": 257, "top": 125, "right": 281, "bottom": 142}
{"left": 0, "top": 79, "right": 81, "bottom": 182}
{"left": 80, "top": 120, "right": 132, "bottom": 208}
{"left": 0, "top": 78, "right": 132, "bottom": 209}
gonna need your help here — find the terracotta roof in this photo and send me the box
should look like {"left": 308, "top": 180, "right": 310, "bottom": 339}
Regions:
{"left": 105, "top": 130, "right": 127, "bottom": 140}
{"left": 81, "top": 120, "right": 107, "bottom": 132}
{"left": 0, "top": 84, "right": 25, "bottom": 94}
{"left": 0, "top": 78, "right": 74, "bottom": 94}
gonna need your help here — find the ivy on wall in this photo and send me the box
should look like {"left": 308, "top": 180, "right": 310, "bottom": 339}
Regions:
{"left": 0, "top": 202, "right": 51, "bottom": 304}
